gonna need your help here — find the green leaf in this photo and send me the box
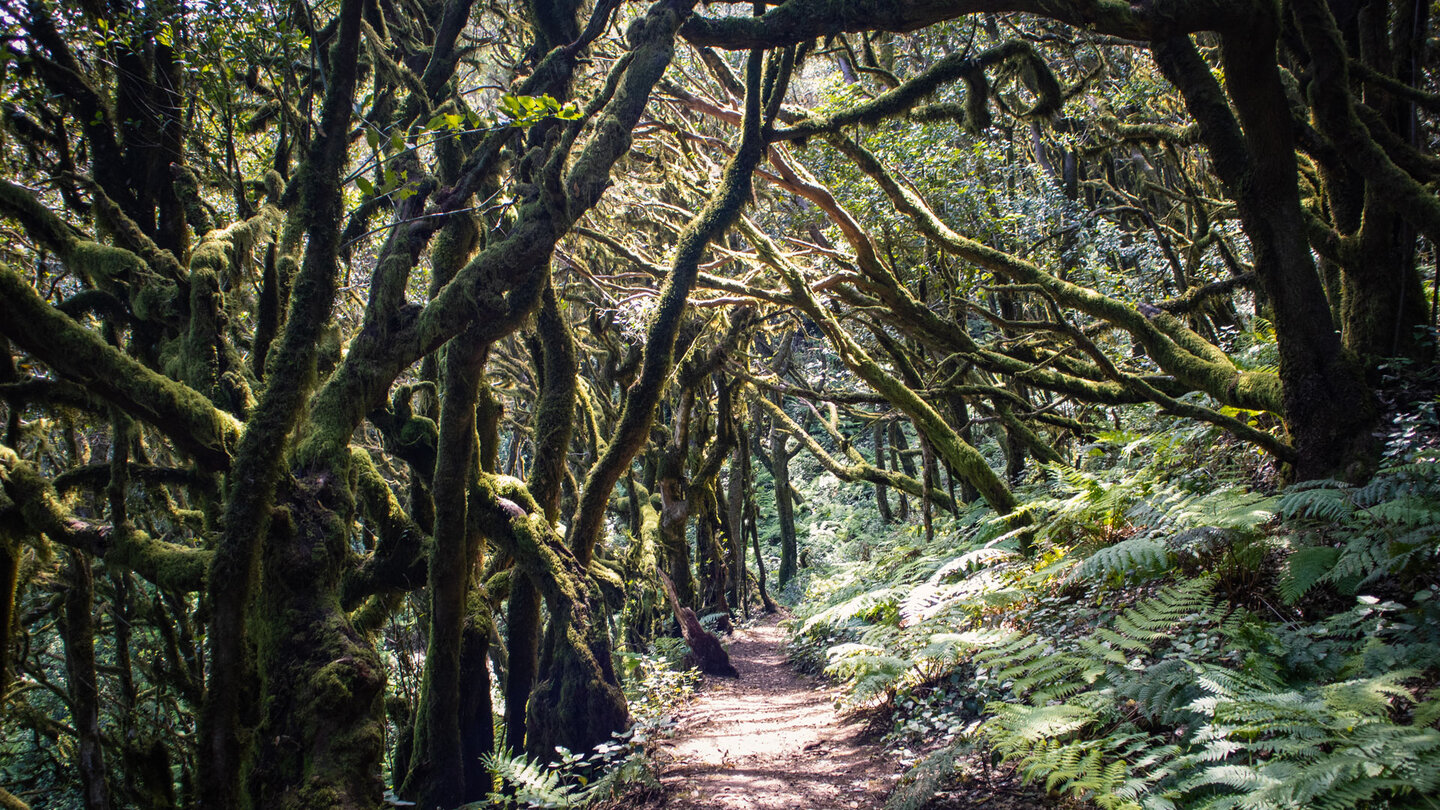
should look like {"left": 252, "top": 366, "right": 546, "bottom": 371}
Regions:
{"left": 1280, "top": 546, "right": 1341, "bottom": 603}
{"left": 499, "top": 94, "right": 526, "bottom": 119}
{"left": 355, "top": 176, "right": 375, "bottom": 197}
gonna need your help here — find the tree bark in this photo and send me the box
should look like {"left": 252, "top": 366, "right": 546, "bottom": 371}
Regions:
{"left": 1153, "top": 31, "right": 1378, "bottom": 480}
{"left": 63, "top": 552, "right": 111, "bottom": 810}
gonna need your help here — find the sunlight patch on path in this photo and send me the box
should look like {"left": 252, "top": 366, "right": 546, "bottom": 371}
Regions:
{"left": 650, "top": 613, "right": 900, "bottom": 809}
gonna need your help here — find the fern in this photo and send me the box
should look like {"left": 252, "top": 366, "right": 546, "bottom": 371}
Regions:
{"left": 884, "top": 742, "right": 966, "bottom": 810}
{"left": 987, "top": 703, "right": 1097, "bottom": 743}
{"left": 1168, "top": 668, "right": 1440, "bottom": 810}
{"left": 1279, "top": 546, "right": 1342, "bottom": 603}
{"left": 1169, "top": 487, "right": 1277, "bottom": 532}
{"left": 793, "top": 446, "right": 1440, "bottom": 810}
{"left": 1074, "top": 536, "right": 1174, "bottom": 583}
{"left": 481, "top": 748, "right": 588, "bottom": 809}
{"left": 1113, "top": 578, "right": 1220, "bottom": 643}
{"left": 824, "top": 643, "right": 909, "bottom": 701}
{"left": 1279, "top": 482, "right": 1355, "bottom": 522}
{"left": 1113, "top": 658, "right": 1205, "bottom": 726}
{"left": 798, "top": 586, "right": 901, "bottom": 636}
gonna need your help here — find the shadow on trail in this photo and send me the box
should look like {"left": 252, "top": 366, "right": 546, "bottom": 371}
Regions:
{"left": 639, "top": 612, "right": 900, "bottom": 810}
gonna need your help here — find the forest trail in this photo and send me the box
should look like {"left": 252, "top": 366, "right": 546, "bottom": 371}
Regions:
{"left": 639, "top": 611, "right": 901, "bottom": 809}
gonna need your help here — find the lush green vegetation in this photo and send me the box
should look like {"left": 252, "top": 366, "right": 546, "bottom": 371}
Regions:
{"left": 788, "top": 386, "right": 1440, "bottom": 810}
{"left": 0, "top": 0, "right": 1436, "bottom": 808}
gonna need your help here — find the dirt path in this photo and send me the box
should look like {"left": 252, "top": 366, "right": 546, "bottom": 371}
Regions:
{"left": 641, "top": 611, "right": 901, "bottom": 809}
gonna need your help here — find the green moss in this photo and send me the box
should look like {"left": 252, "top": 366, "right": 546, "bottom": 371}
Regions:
{"left": 310, "top": 658, "right": 358, "bottom": 711}
{"left": 68, "top": 240, "right": 148, "bottom": 290}
{"left": 172, "top": 164, "right": 215, "bottom": 235}
{"left": 0, "top": 451, "right": 210, "bottom": 591}
{"left": 0, "top": 525, "right": 22, "bottom": 694}
{"left": 130, "top": 279, "right": 182, "bottom": 324}
{"left": 0, "top": 264, "right": 241, "bottom": 469}
{"left": 398, "top": 416, "right": 439, "bottom": 449}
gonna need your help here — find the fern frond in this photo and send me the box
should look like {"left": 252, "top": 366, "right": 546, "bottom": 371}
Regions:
{"left": 482, "top": 747, "right": 585, "bottom": 809}
{"left": 824, "top": 643, "right": 909, "bottom": 700}
{"left": 1280, "top": 546, "right": 1341, "bottom": 603}
{"left": 1172, "top": 487, "right": 1278, "bottom": 532}
{"left": 1279, "top": 484, "right": 1354, "bottom": 522}
{"left": 987, "top": 703, "right": 1097, "bottom": 743}
{"left": 1075, "top": 536, "right": 1174, "bottom": 583}
{"left": 799, "top": 587, "right": 901, "bottom": 635}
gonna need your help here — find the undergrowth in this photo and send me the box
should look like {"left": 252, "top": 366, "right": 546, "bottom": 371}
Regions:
{"left": 470, "top": 642, "right": 699, "bottom": 809}
{"left": 789, "top": 426, "right": 1440, "bottom": 810}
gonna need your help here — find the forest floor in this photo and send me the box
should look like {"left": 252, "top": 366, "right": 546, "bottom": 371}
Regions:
{"left": 614, "top": 609, "right": 1070, "bottom": 810}
{"left": 625, "top": 609, "right": 901, "bottom": 809}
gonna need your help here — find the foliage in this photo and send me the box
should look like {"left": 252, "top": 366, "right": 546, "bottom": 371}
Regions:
{"left": 480, "top": 747, "right": 592, "bottom": 809}
{"left": 0, "top": 0, "right": 1435, "bottom": 804}
{"left": 1277, "top": 453, "right": 1440, "bottom": 603}
{"left": 790, "top": 435, "right": 1440, "bottom": 810}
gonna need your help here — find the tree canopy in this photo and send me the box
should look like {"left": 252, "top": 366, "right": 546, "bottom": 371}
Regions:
{"left": 0, "top": 0, "right": 1434, "bottom": 807}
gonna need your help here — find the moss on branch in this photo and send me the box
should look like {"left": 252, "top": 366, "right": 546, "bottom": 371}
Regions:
{"left": 753, "top": 394, "right": 959, "bottom": 513}
{"left": 825, "top": 134, "right": 1283, "bottom": 415}
{"left": 0, "top": 264, "right": 240, "bottom": 469}
{"left": 772, "top": 40, "right": 1059, "bottom": 142}
{"left": 0, "top": 448, "right": 210, "bottom": 591}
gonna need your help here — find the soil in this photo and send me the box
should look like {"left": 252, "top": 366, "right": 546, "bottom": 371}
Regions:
{"left": 629, "top": 610, "right": 902, "bottom": 809}
{"left": 612, "top": 609, "right": 1073, "bottom": 810}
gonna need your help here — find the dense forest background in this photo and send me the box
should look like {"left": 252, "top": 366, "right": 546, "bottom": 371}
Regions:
{"left": 0, "top": 0, "right": 1437, "bottom": 808}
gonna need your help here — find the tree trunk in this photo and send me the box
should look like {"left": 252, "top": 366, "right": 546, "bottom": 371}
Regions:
{"left": 659, "top": 572, "right": 736, "bottom": 677}
{"left": 657, "top": 448, "right": 697, "bottom": 609}
{"left": 63, "top": 552, "right": 112, "bottom": 810}
{"left": 1155, "top": 31, "right": 1378, "bottom": 480}
{"left": 247, "top": 482, "right": 387, "bottom": 810}
{"left": 458, "top": 606, "right": 494, "bottom": 803}
{"left": 504, "top": 576, "right": 542, "bottom": 751}
{"left": 694, "top": 485, "right": 732, "bottom": 628}
{"left": 771, "top": 420, "right": 798, "bottom": 587}
{"left": 726, "top": 435, "right": 748, "bottom": 616}
{"left": 872, "top": 422, "right": 894, "bottom": 523}
{"left": 403, "top": 331, "right": 488, "bottom": 809}
{"left": 747, "top": 501, "right": 778, "bottom": 612}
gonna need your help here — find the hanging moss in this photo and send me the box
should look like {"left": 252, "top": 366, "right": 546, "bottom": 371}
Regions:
{"left": 0, "top": 265, "right": 240, "bottom": 470}
{"left": 0, "top": 447, "right": 211, "bottom": 591}
{"left": 171, "top": 164, "right": 215, "bottom": 237}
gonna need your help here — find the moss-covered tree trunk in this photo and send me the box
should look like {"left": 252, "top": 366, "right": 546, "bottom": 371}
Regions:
{"left": 694, "top": 484, "right": 732, "bottom": 624}
{"left": 0, "top": 526, "right": 21, "bottom": 699}
{"left": 62, "top": 552, "right": 112, "bottom": 810}
{"left": 657, "top": 433, "right": 698, "bottom": 608}
{"left": 402, "top": 329, "right": 489, "bottom": 809}
{"left": 457, "top": 600, "right": 495, "bottom": 802}
{"left": 247, "top": 478, "right": 387, "bottom": 809}
{"left": 872, "top": 423, "right": 894, "bottom": 523}
{"left": 199, "top": 1, "right": 366, "bottom": 804}
{"left": 726, "top": 435, "right": 748, "bottom": 613}
{"left": 1154, "top": 30, "right": 1378, "bottom": 480}
{"left": 770, "top": 417, "right": 799, "bottom": 587}
{"left": 504, "top": 578, "right": 543, "bottom": 751}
